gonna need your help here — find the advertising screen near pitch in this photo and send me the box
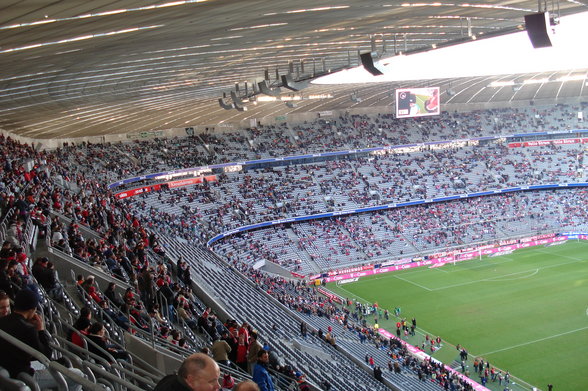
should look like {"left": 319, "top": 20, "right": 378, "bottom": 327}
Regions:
{"left": 396, "top": 87, "right": 440, "bottom": 118}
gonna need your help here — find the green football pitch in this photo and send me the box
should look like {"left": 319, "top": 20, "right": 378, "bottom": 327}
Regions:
{"left": 326, "top": 240, "right": 588, "bottom": 391}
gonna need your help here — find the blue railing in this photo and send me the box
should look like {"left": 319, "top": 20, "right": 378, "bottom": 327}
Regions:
{"left": 206, "top": 182, "right": 588, "bottom": 245}
{"left": 108, "top": 129, "right": 588, "bottom": 189}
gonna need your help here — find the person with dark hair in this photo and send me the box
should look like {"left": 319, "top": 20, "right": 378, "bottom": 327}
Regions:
{"left": 86, "top": 321, "right": 129, "bottom": 363}
{"left": 138, "top": 267, "right": 155, "bottom": 307}
{"left": 211, "top": 334, "right": 232, "bottom": 367}
{"left": 0, "top": 258, "right": 16, "bottom": 299}
{"left": 6, "top": 260, "right": 23, "bottom": 294}
{"left": 0, "top": 290, "right": 10, "bottom": 317}
{"left": 247, "top": 331, "right": 263, "bottom": 374}
{"left": 78, "top": 306, "right": 92, "bottom": 320}
{"left": 71, "top": 317, "right": 91, "bottom": 348}
{"left": 0, "top": 289, "right": 84, "bottom": 390}
{"left": 374, "top": 365, "right": 384, "bottom": 383}
{"left": 252, "top": 350, "right": 274, "bottom": 391}
{"left": 104, "top": 282, "right": 123, "bottom": 307}
{"left": 0, "top": 289, "right": 50, "bottom": 376}
{"left": 300, "top": 321, "right": 307, "bottom": 338}
{"left": 154, "top": 352, "right": 220, "bottom": 391}
{"left": 33, "top": 258, "right": 63, "bottom": 301}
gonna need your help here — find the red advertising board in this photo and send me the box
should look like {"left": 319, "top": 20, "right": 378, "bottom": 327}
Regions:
{"left": 167, "top": 177, "right": 203, "bottom": 189}
{"left": 114, "top": 185, "right": 154, "bottom": 199}
{"left": 167, "top": 175, "right": 218, "bottom": 189}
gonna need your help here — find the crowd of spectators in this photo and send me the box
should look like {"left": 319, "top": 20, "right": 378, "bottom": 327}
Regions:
{"left": 232, "top": 261, "right": 493, "bottom": 390}
{"left": 54, "top": 103, "right": 586, "bottom": 186}
{"left": 0, "top": 102, "right": 586, "bottom": 390}
{"left": 0, "top": 134, "right": 239, "bottom": 381}
{"left": 0, "top": 133, "right": 322, "bottom": 390}
{"left": 214, "top": 188, "right": 588, "bottom": 274}
{"left": 22, "top": 104, "right": 583, "bottom": 276}
{"left": 126, "top": 136, "right": 585, "bottom": 251}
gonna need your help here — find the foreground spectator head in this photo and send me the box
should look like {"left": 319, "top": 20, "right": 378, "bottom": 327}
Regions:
{"left": 13, "top": 288, "right": 39, "bottom": 316}
{"left": 257, "top": 349, "right": 268, "bottom": 362}
{"left": 181, "top": 353, "right": 220, "bottom": 391}
{"left": 155, "top": 352, "right": 220, "bottom": 391}
{"left": 0, "top": 290, "right": 10, "bottom": 317}
{"left": 234, "top": 380, "right": 260, "bottom": 391}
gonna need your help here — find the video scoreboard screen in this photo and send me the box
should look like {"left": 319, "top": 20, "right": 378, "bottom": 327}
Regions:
{"left": 395, "top": 87, "right": 440, "bottom": 118}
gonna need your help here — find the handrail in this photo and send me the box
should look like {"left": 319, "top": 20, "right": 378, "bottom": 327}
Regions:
{"left": 91, "top": 291, "right": 192, "bottom": 364}
{"left": 0, "top": 329, "right": 107, "bottom": 391}
{"left": 16, "top": 372, "right": 40, "bottom": 391}
{"left": 0, "top": 372, "right": 31, "bottom": 391}
{"left": 48, "top": 246, "right": 132, "bottom": 290}
{"left": 49, "top": 210, "right": 103, "bottom": 241}
{"left": 52, "top": 333, "right": 115, "bottom": 370}
{"left": 128, "top": 321, "right": 194, "bottom": 357}
{"left": 117, "top": 360, "right": 161, "bottom": 384}
{"left": 81, "top": 360, "right": 147, "bottom": 391}
{"left": 61, "top": 303, "right": 156, "bottom": 380}
{"left": 52, "top": 340, "right": 157, "bottom": 389}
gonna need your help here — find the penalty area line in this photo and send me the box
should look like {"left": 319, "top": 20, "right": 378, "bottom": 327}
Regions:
{"left": 393, "top": 274, "right": 433, "bottom": 291}
{"left": 478, "top": 326, "right": 588, "bottom": 356}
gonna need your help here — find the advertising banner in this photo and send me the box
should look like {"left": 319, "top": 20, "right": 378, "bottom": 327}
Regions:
{"left": 167, "top": 177, "right": 203, "bottom": 189}
{"left": 321, "top": 235, "right": 569, "bottom": 283}
{"left": 508, "top": 138, "right": 588, "bottom": 147}
{"left": 114, "top": 185, "right": 154, "bottom": 199}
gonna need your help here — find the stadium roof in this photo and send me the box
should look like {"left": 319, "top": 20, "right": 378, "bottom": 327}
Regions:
{"left": 1, "top": 0, "right": 588, "bottom": 139}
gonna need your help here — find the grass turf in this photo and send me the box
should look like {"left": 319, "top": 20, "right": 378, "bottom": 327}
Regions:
{"left": 326, "top": 240, "right": 588, "bottom": 391}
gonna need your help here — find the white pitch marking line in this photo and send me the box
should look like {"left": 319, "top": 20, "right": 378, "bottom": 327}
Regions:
{"left": 433, "top": 257, "right": 586, "bottom": 291}
{"left": 460, "top": 256, "right": 516, "bottom": 270}
{"left": 430, "top": 269, "right": 537, "bottom": 291}
{"left": 534, "top": 249, "right": 584, "bottom": 262}
{"left": 433, "top": 266, "right": 449, "bottom": 273}
{"left": 478, "top": 326, "right": 588, "bottom": 356}
{"left": 394, "top": 274, "right": 433, "bottom": 291}
{"left": 485, "top": 268, "right": 539, "bottom": 281}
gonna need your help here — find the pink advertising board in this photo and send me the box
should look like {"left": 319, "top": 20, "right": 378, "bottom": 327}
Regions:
{"left": 322, "top": 235, "right": 569, "bottom": 283}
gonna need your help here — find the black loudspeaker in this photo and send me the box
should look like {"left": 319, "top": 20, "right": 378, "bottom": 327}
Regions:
{"left": 218, "top": 98, "right": 233, "bottom": 110}
{"left": 258, "top": 80, "right": 281, "bottom": 96}
{"left": 280, "top": 74, "right": 309, "bottom": 91}
{"left": 524, "top": 12, "right": 553, "bottom": 48}
{"left": 360, "top": 53, "right": 383, "bottom": 76}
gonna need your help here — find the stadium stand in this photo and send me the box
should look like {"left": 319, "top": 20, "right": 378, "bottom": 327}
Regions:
{"left": 0, "top": 103, "right": 587, "bottom": 390}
